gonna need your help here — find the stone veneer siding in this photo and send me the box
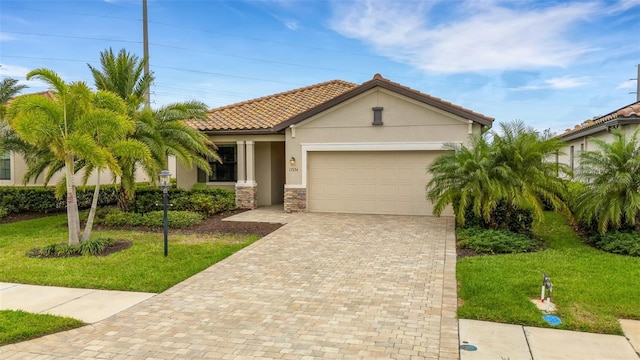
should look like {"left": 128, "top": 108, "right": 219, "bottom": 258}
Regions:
{"left": 235, "top": 184, "right": 258, "bottom": 209}
{"left": 284, "top": 187, "right": 306, "bottom": 213}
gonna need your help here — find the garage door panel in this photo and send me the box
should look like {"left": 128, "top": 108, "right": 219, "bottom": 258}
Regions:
{"left": 308, "top": 151, "right": 444, "bottom": 216}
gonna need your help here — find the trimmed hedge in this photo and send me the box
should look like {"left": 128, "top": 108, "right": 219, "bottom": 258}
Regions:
{"left": 0, "top": 185, "right": 118, "bottom": 214}
{"left": 101, "top": 209, "right": 203, "bottom": 228}
{"left": 129, "top": 187, "right": 236, "bottom": 215}
{"left": 0, "top": 185, "right": 236, "bottom": 216}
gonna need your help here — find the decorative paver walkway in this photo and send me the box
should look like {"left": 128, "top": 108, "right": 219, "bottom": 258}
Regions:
{"left": 1, "top": 209, "right": 458, "bottom": 359}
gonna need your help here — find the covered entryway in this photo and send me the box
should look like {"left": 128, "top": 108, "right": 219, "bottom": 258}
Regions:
{"left": 307, "top": 151, "right": 444, "bottom": 215}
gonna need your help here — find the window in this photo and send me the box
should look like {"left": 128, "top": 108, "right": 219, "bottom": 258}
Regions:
{"left": 0, "top": 152, "right": 10, "bottom": 180}
{"left": 198, "top": 144, "right": 237, "bottom": 182}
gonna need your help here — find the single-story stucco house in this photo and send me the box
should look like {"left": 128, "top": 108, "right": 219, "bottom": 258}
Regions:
{"left": 176, "top": 74, "right": 494, "bottom": 215}
{"left": 557, "top": 100, "right": 640, "bottom": 173}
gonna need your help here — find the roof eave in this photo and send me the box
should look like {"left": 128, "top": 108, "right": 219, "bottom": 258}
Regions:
{"left": 560, "top": 117, "right": 640, "bottom": 141}
{"left": 202, "top": 128, "right": 284, "bottom": 136}
{"left": 274, "top": 79, "right": 494, "bottom": 131}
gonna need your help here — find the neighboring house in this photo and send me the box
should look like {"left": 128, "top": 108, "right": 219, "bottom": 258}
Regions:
{"left": 0, "top": 91, "right": 150, "bottom": 187}
{"left": 177, "top": 74, "right": 494, "bottom": 215}
{"left": 558, "top": 101, "right": 640, "bottom": 174}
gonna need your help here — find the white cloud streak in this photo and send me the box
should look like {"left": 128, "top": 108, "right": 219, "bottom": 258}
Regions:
{"left": 330, "top": 0, "right": 601, "bottom": 73}
{"left": 0, "top": 64, "right": 49, "bottom": 88}
{"left": 510, "top": 76, "right": 591, "bottom": 91}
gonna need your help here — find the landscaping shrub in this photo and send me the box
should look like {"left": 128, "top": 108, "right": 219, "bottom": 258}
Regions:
{"left": 130, "top": 187, "right": 235, "bottom": 215}
{"left": 78, "top": 237, "right": 115, "bottom": 256}
{"left": 457, "top": 227, "right": 540, "bottom": 254}
{"left": 0, "top": 185, "right": 118, "bottom": 214}
{"left": 0, "top": 207, "right": 8, "bottom": 220}
{"left": 29, "top": 238, "right": 116, "bottom": 258}
{"left": 104, "top": 210, "right": 145, "bottom": 227}
{"left": 457, "top": 200, "right": 534, "bottom": 234}
{"left": 593, "top": 231, "right": 640, "bottom": 257}
{"left": 142, "top": 211, "right": 203, "bottom": 229}
{"left": 100, "top": 208, "right": 202, "bottom": 229}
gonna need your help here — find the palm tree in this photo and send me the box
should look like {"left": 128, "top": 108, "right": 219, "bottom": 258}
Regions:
{"left": 427, "top": 131, "right": 500, "bottom": 226}
{"left": 7, "top": 69, "right": 132, "bottom": 245}
{"left": 427, "top": 120, "right": 570, "bottom": 230}
{"left": 576, "top": 128, "right": 640, "bottom": 234}
{"left": 88, "top": 48, "right": 219, "bottom": 210}
{"left": 490, "top": 121, "right": 570, "bottom": 223}
{"left": 0, "top": 78, "right": 28, "bottom": 155}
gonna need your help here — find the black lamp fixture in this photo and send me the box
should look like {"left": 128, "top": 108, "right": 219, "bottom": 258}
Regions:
{"left": 159, "top": 170, "right": 171, "bottom": 257}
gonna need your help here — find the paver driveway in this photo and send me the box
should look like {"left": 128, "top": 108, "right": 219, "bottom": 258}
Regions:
{"left": 1, "top": 210, "right": 458, "bottom": 360}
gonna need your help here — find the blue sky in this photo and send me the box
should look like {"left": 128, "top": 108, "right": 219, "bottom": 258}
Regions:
{"left": 1, "top": 0, "right": 639, "bottom": 134}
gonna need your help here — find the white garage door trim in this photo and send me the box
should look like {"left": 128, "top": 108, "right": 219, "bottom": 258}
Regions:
{"left": 299, "top": 142, "right": 453, "bottom": 187}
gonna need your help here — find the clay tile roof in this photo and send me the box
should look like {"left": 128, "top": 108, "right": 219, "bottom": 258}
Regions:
{"left": 185, "top": 80, "right": 358, "bottom": 131}
{"left": 560, "top": 101, "right": 640, "bottom": 137}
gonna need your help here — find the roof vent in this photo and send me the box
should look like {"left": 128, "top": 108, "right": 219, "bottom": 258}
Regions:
{"left": 372, "top": 107, "right": 383, "bottom": 126}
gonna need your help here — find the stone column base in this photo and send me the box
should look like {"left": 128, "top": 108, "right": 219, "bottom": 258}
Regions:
{"left": 284, "top": 186, "right": 306, "bottom": 213}
{"left": 235, "top": 183, "right": 258, "bottom": 209}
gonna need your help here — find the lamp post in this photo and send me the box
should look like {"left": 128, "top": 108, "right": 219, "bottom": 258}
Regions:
{"left": 159, "top": 170, "right": 171, "bottom": 257}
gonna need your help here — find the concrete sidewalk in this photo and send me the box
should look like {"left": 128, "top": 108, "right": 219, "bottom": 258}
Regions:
{"left": 459, "top": 319, "right": 640, "bottom": 360}
{"left": 0, "top": 282, "right": 156, "bottom": 323}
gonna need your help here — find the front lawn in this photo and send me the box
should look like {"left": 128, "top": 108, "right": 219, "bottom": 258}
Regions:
{"left": 457, "top": 212, "right": 640, "bottom": 335}
{"left": 0, "top": 214, "right": 260, "bottom": 293}
{"left": 0, "top": 310, "right": 84, "bottom": 345}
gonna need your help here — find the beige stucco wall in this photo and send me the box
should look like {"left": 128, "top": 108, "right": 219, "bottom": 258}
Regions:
{"left": 2, "top": 152, "right": 150, "bottom": 187}
{"left": 285, "top": 88, "right": 479, "bottom": 186}
{"left": 558, "top": 123, "right": 639, "bottom": 172}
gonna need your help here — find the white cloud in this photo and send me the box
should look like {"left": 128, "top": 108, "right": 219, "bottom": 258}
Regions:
{"left": 607, "top": 0, "right": 640, "bottom": 13}
{"left": 330, "top": 0, "right": 600, "bottom": 73}
{"left": 617, "top": 79, "right": 638, "bottom": 89}
{"left": 0, "top": 33, "right": 15, "bottom": 42}
{"left": 270, "top": 13, "right": 300, "bottom": 30}
{"left": 510, "top": 76, "right": 591, "bottom": 91}
{"left": 0, "top": 64, "right": 49, "bottom": 89}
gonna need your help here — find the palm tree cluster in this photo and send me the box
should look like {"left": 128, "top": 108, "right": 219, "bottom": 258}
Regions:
{"left": 575, "top": 129, "right": 640, "bottom": 234}
{"left": 2, "top": 48, "right": 219, "bottom": 245}
{"left": 427, "top": 121, "right": 570, "bottom": 231}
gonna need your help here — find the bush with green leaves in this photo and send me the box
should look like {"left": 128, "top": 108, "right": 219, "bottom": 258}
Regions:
{"left": 104, "top": 210, "right": 145, "bottom": 226}
{"left": 130, "top": 187, "right": 235, "bottom": 215}
{"left": 100, "top": 208, "right": 202, "bottom": 229}
{"left": 0, "top": 185, "right": 118, "bottom": 215}
{"left": 142, "top": 211, "right": 203, "bottom": 228}
{"left": 457, "top": 227, "right": 540, "bottom": 254}
{"left": 30, "top": 237, "right": 115, "bottom": 258}
{"left": 592, "top": 231, "right": 640, "bottom": 257}
{"left": 0, "top": 207, "right": 8, "bottom": 220}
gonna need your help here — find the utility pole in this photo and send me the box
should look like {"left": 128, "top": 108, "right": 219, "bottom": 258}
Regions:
{"left": 636, "top": 64, "right": 640, "bottom": 102}
{"left": 143, "top": 0, "right": 151, "bottom": 108}
{"left": 631, "top": 64, "right": 640, "bottom": 102}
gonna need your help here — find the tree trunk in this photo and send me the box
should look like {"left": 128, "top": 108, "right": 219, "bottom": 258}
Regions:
{"left": 82, "top": 171, "right": 101, "bottom": 242}
{"left": 117, "top": 183, "right": 129, "bottom": 212}
{"left": 64, "top": 156, "right": 81, "bottom": 245}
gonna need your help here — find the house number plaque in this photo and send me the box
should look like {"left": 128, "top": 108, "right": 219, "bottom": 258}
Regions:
{"left": 289, "top": 168, "right": 299, "bottom": 172}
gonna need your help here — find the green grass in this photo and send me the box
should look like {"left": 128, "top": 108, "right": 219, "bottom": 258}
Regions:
{"left": 0, "top": 214, "right": 259, "bottom": 293}
{"left": 0, "top": 310, "right": 84, "bottom": 345}
{"left": 457, "top": 212, "right": 640, "bottom": 334}
{"left": 0, "top": 214, "right": 260, "bottom": 345}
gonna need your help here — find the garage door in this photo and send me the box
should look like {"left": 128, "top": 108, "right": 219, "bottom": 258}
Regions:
{"left": 307, "top": 151, "right": 444, "bottom": 215}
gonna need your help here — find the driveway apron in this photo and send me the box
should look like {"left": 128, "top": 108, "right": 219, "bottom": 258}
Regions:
{"left": 1, "top": 212, "right": 458, "bottom": 360}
